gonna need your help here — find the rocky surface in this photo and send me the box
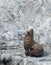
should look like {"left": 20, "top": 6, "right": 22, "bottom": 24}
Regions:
{"left": 0, "top": 0, "right": 51, "bottom": 65}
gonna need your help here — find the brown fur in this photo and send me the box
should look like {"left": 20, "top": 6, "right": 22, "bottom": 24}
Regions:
{"left": 30, "top": 41, "right": 44, "bottom": 57}
{"left": 24, "top": 29, "right": 33, "bottom": 50}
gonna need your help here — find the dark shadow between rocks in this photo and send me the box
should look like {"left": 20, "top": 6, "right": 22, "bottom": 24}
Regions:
{"left": 0, "top": 57, "right": 12, "bottom": 65}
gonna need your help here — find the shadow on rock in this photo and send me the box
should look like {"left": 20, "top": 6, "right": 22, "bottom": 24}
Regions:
{"left": 43, "top": 51, "right": 49, "bottom": 57}
{"left": 0, "top": 57, "right": 12, "bottom": 65}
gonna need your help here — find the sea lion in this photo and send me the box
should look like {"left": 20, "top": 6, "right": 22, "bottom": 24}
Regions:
{"left": 24, "top": 27, "right": 44, "bottom": 57}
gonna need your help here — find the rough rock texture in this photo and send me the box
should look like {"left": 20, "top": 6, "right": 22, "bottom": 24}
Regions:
{"left": 0, "top": 0, "right": 51, "bottom": 65}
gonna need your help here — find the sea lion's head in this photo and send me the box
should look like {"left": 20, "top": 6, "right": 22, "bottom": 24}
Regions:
{"left": 27, "top": 29, "right": 33, "bottom": 35}
{"left": 27, "top": 29, "right": 34, "bottom": 39}
{"left": 27, "top": 26, "right": 34, "bottom": 36}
